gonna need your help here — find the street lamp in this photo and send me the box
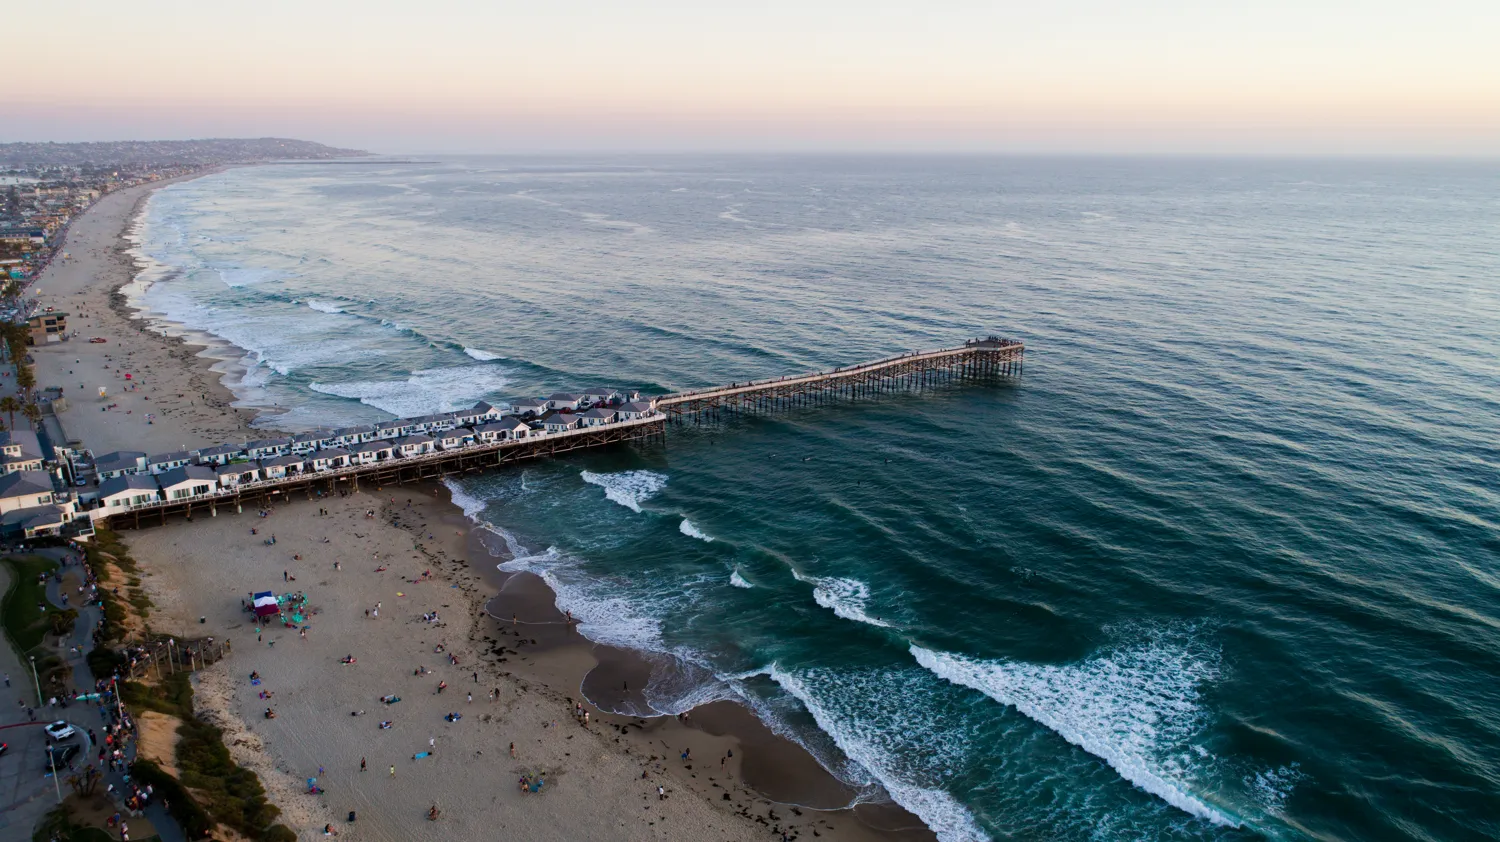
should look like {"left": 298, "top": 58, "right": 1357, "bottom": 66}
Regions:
{"left": 29, "top": 654, "right": 41, "bottom": 707}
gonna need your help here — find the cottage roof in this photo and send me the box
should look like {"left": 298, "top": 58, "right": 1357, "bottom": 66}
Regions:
{"left": 543, "top": 414, "right": 579, "bottom": 427}
{"left": 199, "top": 444, "right": 245, "bottom": 457}
{"left": 581, "top": 388, "right": 618, "bottom": 398}
{"left": 315, "top": 447, "right": 351, "bottom": 459}
{"left": 396, "top": 434, "right": 433, "bottom": 445}
{"left": 263, "top": 454, "right": 305, "bottom": 468}
{"left": 618, "top": 401, "right": 655, "bottom": 413}
{"left": 292, "top": 431, "right": 332, "bottom": 443}
{"left": 148, "top": 451, "right": 193, "bottom": 465}
{"left": 0, "top": 504, "right": 67, "bottom": 530}
{"left": 582, "top": 407, "right": 616, "bottom": 419}
{"left": 548, "top": 392, "right": 581, "bottom": 402}
{"left": 157, "top": 465, "right": 216, "bottom": 488}
{"left": 94, "top": 451, "right": 145, "bottom": 473}
{"left": 246, "top": 438, "right": 291, "bottom": 449}
{"left": 375, "top": 419, "right": 409, "bottom": 431}
{"left": 472, "top": 401, "right": 498, "bottom": 414}
{"left": 0, "top": 430, "right": 43, "bottom": 458}
{"left": 99, "top": 474, "right": 160, "bottom": 497}
{"left": 333, "top": 425, "right": 374, "bottom": 436}
{"left": 349, "top": 441, "right": 390, "bottom": 454}
{"left": 0, "top": 470, "right": 53, "bottom": 499}
{"left": 215, "top": 463, "right": 256, "bottom": 478}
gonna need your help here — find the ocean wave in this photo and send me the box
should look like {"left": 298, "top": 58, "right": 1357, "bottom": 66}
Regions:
{"left": 309, "top": 363, "right": 509, "bottom": 417}
{"left": 764, "top": 665, "right": 991, "bottom": 842}
{"left": 793, "top": 572, "right": 892, "bottom": 628}
{"left": 306, "top": 299, "right": 344, "bottom": 314}
{"left": 679, "top": 519, "right": 714, "bottom": 542}
{"left": 464, "top": 347, "right": 503, "bottom": 361}
{"left": 911, "top": 628, "right": 1241, "bottom": 827}
{"left": 730, "top": 570, "right": 753, "bottom": 589}
{"left": 580, "top": 470, "right": 668, "bottom": 513}
{"left": 442, "top": 479, "right": 490, "bottom": 520}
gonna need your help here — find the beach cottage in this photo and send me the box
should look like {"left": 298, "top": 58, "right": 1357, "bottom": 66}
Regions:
{"left": 245, "top": 438, "right": 292, "bottom": 460}
{"left": 580, "top": 407, "right": 617, "bottom": 427}
{"left": 147, "top": 452, "right": 194, "bottom": 475}
{"left": 291, "top": 431, "right": 334, "bottom": 454}
{"left": 3, "top": 504, "right": 72, "bottom": 539}
{"left": 197, "top": 444, "right": 246, "bottom": 466}
{"left": 215, "top": 463, "right": 259, "bottom": 489}
{"left": 374, "top": 420, "right": 411, "bottom": 440}
{"left": 580, "top": 388, "right": 623, "bottom": 406}
{"left": 94, "top": 451, "right": 147, "bottom": 480}
{"left": 310, "top": 448, "right": 351, "bottom": 472}
{"left": 547, "top": 392, "right": 583, "bottom": 411}
{"left": 616, "top": 401, "right": 656, "bottom": 420}
{"left": 260, "top": 454, "right": 306, "bottom": 479}
{"left": 0, "top": 470, "right": 57, "bottom": 514}
{"left": 0, "top": 430, "right": 45, "bottom": 474}
{"left": 349, "top": 440, "right": 393, "bottom": 465}
{"left": 460, "top": 402, "right": 503, "bottom": 425}
{"left": 394, "top": 434, "right": 435, "bottom": 458}
{"left": 435, "top": 430, "right": 470, "bottom": 450}
{"left": 510, "top": 399, "right": 547, "bottom": 417}
{"left": 331, "top": 425, "right": 375, "bottom": 447}
{"left": 542, "top": 414, "right": 580, "bottom": 433}
{"left": 97, "top": 475, "right": 161, "bottom": 511}
{"left": 155, "top": 466, "right": 218, "bottom": 500}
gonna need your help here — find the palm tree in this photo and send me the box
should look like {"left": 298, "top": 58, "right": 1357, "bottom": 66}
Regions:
{"left": 0, "top": 396, "right": 17, "bottom": 429}
{"left": 21, "top": 400, "right": 41, "bottom": 431}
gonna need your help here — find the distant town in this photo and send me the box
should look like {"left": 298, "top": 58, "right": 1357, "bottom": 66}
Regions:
{"left": 0, "top": 138, "right": 366, "bottom": 287}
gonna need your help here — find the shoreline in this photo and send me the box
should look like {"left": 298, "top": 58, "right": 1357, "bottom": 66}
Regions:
{"left": 25, "top": 165, "right": 285, "bottom": 456}
{"left": 123, "top": 483, "right": 935, "bottom": 841}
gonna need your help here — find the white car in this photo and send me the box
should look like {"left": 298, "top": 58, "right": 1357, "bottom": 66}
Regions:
{"left": 44, "top": 721, "right": 76, "bottom": 742}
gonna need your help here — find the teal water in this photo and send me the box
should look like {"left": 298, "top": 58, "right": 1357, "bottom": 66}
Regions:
{"left": 133, "top": 157, "right": 1500, "bottom": 841}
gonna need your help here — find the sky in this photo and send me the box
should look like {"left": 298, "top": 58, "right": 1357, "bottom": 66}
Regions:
{"left": 4, "top": 0, "right": 1498, "bottom": 155}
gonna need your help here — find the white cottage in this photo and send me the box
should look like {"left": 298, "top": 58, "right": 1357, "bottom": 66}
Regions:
{"left": 156, "top": 466, "right": 218, "bottom": 500}
{"left": 97, "top": 475, "right": 161, "bottom": 511}
{"left": 580, "top": 407, "right": 617, "bottom": 427}
{"left": 215, "top": 463, "right": 259, "bottom": 489}
{"left": 310, "top": 448, "right": 351, "bottom": 472}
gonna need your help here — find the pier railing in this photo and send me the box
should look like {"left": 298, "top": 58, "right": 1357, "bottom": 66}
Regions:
{"left": 654, "top": 338, "right": 1022, "bottom": 417}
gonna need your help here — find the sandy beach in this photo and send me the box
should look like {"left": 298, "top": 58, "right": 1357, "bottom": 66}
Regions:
{"left": 125, "top": 488, "right": 930, "bottom": 841}
{"left": 22, "top": 169, "right": 269, "bottom": 456}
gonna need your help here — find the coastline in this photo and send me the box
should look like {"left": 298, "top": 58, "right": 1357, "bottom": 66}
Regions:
{"left": 25, "top": 165, "right": 283, "bottom": 456}
{"left": 124, "top": 484, "right": 934, "bottom": 841}
{"left": 50, "top": 166, "right": 939, "bottom": 839}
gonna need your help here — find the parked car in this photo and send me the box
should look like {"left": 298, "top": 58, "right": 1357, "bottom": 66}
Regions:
{"left": 43, "top": 743, "right": 78, "bottom": 770}
{"left": 44, "top": 721, "right": 76, "bottom": 742}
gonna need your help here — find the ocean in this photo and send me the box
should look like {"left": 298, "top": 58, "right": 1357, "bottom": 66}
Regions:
{"left": 129, "top": 156, "right": 1499, "bottom": 841}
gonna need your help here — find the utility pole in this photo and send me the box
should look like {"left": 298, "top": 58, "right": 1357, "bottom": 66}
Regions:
{"left": 29, "top": 654, "right": 41, "bottom": 707}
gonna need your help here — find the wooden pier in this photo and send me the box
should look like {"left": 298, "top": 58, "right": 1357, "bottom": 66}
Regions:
{"left": 100, "top": 337, "right": 1021, "bottom": 530}
{"left": 653, "top": 337, "right": 1023, "bottom": 420}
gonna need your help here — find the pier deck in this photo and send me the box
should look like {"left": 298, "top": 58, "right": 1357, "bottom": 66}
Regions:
{"left": 98, "top": 337, "right": 1022, "bottom": 529}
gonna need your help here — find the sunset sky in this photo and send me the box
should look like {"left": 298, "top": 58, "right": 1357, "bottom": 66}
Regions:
{"left": 6, "top": 0, "right": 1497, "bottom": 154}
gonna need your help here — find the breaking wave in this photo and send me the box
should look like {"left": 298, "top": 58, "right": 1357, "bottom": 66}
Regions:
{"left": 580, "top": 470, "right": 668, "bottom": 513}
{"left": 464, "top": 347, "right": 503, "bottom": 361}
{"left": 310, "top": 363, "right": 509, "bottom": 418}
{"left": 911, "top": 627, "right": 1241, "bottom": 827}
{"left": 679, "top": 519, "right": 714, "bottom": 542}
{"left": 730, "top": 570, "right": 753, "bottom": 588}
{"left": 306, "top": 299, "right": 344, "bottom": 314}
{"left": 792, "top": 572, "right": 892, "bottom": 628}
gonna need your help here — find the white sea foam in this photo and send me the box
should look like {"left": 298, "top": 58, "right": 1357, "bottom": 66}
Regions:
{"left": 306, "top": 299, "right": 344, "bottom": 314}
{"left": 464, "top": 347, "right": 502, "bottom": 361}
{"left": 580, "top": 470, "right": 667, "bottom": 513}
{"left": 765, "top": 665, "right": 991, "bottom": 842}
{"left": 730, "top": 570, "right": 753, "bottom": 589}
{"left": 911, "top": 633, "right": 1240, "bottom": 827}
{"left": 792, "top": 572, "right": 892, "bottom": 628}
{"left": 309, "top": 364, "right": 509, "bottom": 417}
{"left": 442, "top": 478, "right": 490, "bottom": 520}
{"left": 679, "top": 519, "right": 714, "bottom": 542}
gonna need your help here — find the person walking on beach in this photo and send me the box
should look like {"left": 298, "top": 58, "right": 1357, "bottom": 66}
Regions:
{"left": 360, "top": 757, "right": 366, "bottom": 772}
{"left": 390, "top": 765, "right": 396, "bottom": 777}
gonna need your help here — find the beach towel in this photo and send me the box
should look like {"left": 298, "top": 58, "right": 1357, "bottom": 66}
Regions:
{"left": 414, "top": 751, "right": 431, "bottom": 760}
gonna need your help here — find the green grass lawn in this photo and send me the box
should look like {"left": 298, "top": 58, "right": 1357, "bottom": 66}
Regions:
{"left": 1, "top": 554, "right": 59, "bottom": 659}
